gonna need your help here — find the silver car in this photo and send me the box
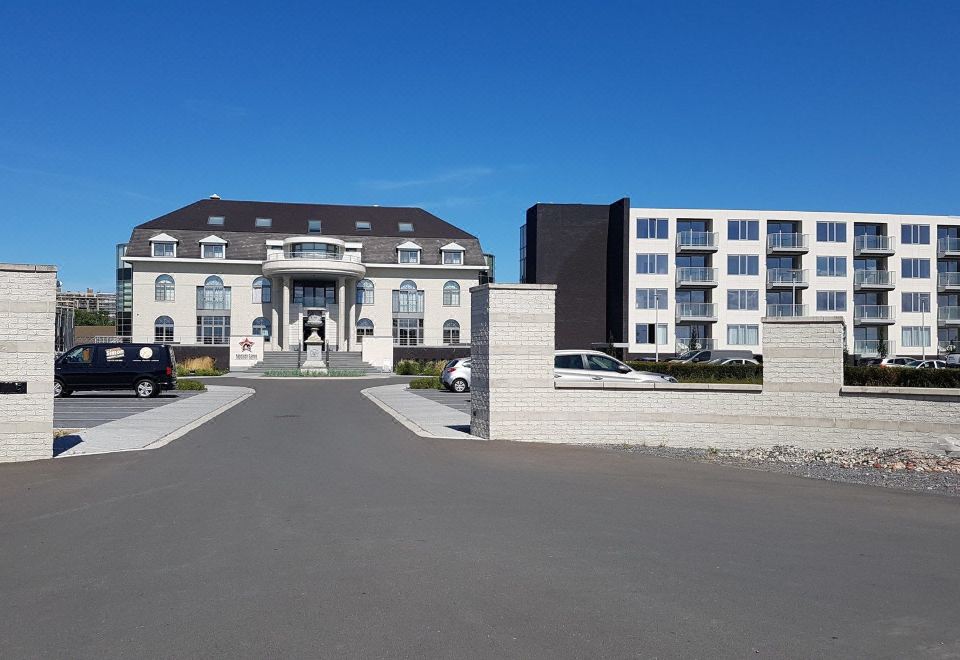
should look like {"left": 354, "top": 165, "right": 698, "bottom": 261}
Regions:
{"left": 441, "top": 358, "right": 471, "bottom": 393}
{"left": 554, "top": 350, "right": 678, "bottom": 384}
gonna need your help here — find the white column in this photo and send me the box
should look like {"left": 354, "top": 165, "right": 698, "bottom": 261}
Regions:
{"left": 271, "top": 277, "right": 280, "bottom": 351}
{"left": 347, "top": 279, "right": 357, "bottom": 351}
{"left": 337, "top": 278, "right": 346, "bottom": 351}
{"left": 281, "top": 277, "right": 291, "bottom": 351}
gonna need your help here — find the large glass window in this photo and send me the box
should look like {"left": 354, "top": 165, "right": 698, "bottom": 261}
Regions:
{"left": 728, "top": 255, "right": 759, "bottom": 275}
{"left": 255, "top": 217, "right": 272, "bottom": 228}
{"left": 393, "top": 280, "right": 424, "bottom": 313}
{"left": 293, "top": 283, "right": 335, "bottom": 307}
{"left": 636, "top": 218, "right": 668, "bottom": 239}
{"left": 728, "top": 220, "right": 759, "bottom": 241}
{"left": 816, "top": 256, "right": 847, "bottom": 277}
{"left": 155, "top": 274, "right": 175, "bottom": 302}
{"left": 393, "top": 318, "right": 423, "bottom": 345}
{"left": 816, "top": 291, "right": 847, "bottom": 311}
{"left": 252, "top": 277, "right": 271, "bottom": 304}
{"left": 727, "top": 324, "right": 759, "bottom": 345}
{"left": 636, "top": 323, "right": 668, "bottom": 345}
{"left": 196, "top": 315, "right": 230, "bottom": 344}
{"left": 208, "top": 216, "right": 225, "bottom": 226}
{"left": 291, "top": 242, "right": 338, "bottom": 258}
{"left": 357, "top": 318, "right": 374, "bottom": 343}
{"left": 727, "top": 289, "right": 759, "bottom": 310}
{"left": 901, "top": 224, "right": 930, "bottom": 245}
{"left": 902, "top": 258, "right": 931, "bottom": 278}
{"left": 443, "top": 320, "right": 461, "bottom": 344}
{"left": 442, "top": 250, "right": 463, "bottom": 264}
{"left": 443, "top": 281, "right": 461, "bottom": 306}
{"left": 196, "top": 276, "right": 231, "bottom": 310}
{"left": 816, "top": 222, "right": 846, "bottom": 242}
{"left": 636, "top": 288, "right": 668, "bottom": 309}
{"left": 307, "top": 219, "right": 322, "bottom": 233}
{"left": 901, "top": 326, "right": 931, "bottom": 348}
{"left": 902, "top": 292, "right": 931, "bottom": 313}
{"left": 636, "top": 254, "right": 668, "bottom": 274}
{"left": 152, "top": 242, "right": 175, "bottom": 257}
{"left": 252, "top": 317, "right": 270, "bottom": 338}
{"left": 356, "top": 279, "right": 374, "bottom": 304}
{"left": 154, "top": 316, "right": 174, "bottom": 343}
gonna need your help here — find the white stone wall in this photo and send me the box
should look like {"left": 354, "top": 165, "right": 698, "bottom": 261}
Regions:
{"left": 0, "top": 264, "right": 56, "bottom": 462}
{"left": 471, "top": 284, "right": 960, "bottom": 453}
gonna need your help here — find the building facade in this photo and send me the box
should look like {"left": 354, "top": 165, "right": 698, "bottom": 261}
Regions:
{"left": 119, "top": 198, "right": 489, "bottom": 364}
{"left": 56, "top": 288, "right": 117, "bottom": 319}
{"left": 522, "top": 199, "right": 960, "bottom": 358}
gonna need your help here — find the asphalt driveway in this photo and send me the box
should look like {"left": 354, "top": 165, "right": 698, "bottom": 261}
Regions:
{"left": 2, "top": 377, "right": 959, "bottom": 658}
{"left": 54, "top": 390, "right": 198, "bottom": 429}
{"left": 410, "top": 386, "right": 471, "bottom": 414}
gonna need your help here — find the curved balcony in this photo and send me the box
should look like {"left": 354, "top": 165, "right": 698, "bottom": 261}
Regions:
{"left": 262, "top": 250, "right": 366, "bottom": 279}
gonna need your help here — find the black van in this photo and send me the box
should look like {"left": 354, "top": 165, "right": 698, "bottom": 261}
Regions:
{"left": 54, "top": 343, "right": 177, "bottom": 398}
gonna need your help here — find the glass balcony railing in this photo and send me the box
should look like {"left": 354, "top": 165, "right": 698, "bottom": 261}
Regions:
{"left": 676, "top": 302, "right": 718, "bottom": 319}
{"left": 675, "top": 267, "right": 718, "bottom": 285}
{"left": 765, "top": 304, "right": 808, "bottom": 317}
{"left": 676, "top": 231, "right": 719, "bottom": 250}
{"left": 854, "top": 305, "right": 895, "bottom": 322}
{"left": 938, "top": 237, "right": 960, "bottom": 255}
{"left": 675, "top": 337, "right": 717, "bottom": 353}
{"left": 766, "top": 268, "right": 808, "bottom": 286}
{"left": 853, "top": 270, "right": 896, "bottom": 287}
{"left": 938, "top": 272, "right": 960, "bottom": 288}
{"left": 854, "top": 235, "right": 895, "bottom": 254}
{"left": 938, "top": 306, "right": 960, "bottom": 323}
{"left": 267, "top": 251, "right": 361, "bottom": 262}
{"left": 767, "top": 233, "right": 809, "bottom": 251}
{"left": 854, "top": 339, "right": 893, "bottom": 357}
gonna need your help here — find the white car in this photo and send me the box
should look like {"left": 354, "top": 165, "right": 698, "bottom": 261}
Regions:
{"left": 915, "top": 359, "right": 947, "bottom": 369}
{"left": 441, "top": 358, "right": 471, "bottom": 392}
{"left": 554, "top": 350, "right": 678, "bottom": 384}
{"left": 878, "top": 357, "right": 920, "bottom": 368}
{"left": 705, "top": 358, "right": 759, "bottom": 366}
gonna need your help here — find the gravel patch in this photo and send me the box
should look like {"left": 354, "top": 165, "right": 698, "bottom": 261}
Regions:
{"left": 604, "top": 445, "right": 960, "bottom": 497}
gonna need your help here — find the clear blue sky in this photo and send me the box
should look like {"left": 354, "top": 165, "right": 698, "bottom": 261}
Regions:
{"left": 1, "top": 1, "right": 958, "bottom": 290}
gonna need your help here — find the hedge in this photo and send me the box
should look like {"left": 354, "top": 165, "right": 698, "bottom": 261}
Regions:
{"left": 626, "top": 361, "right": 763, "bottom": 384}
{"left": 843, "top": 366, "right": 960, "bottom": 388}
{"left": 394, "top": 359, "right": 449, "bottom": 376}
{"left": 408, "top": 376, "right": 444, "bottom": 390}
{"left": 176, "top": 379, "right": 207, "bottom": 392}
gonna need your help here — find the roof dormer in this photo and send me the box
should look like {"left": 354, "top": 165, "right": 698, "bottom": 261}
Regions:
{"left": 149, "top": 233, "right": 178, "bottom": 258}
{"left": 397, "top": 241, "right": 421, "bottom": 264}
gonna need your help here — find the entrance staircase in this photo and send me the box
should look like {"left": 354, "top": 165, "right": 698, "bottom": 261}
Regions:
{"left": 247, "top": 350, "right": 380, "bottom": 374}
{"left": 247, "top": 351, "right": 302, "bottom": 373}
{"left": 324, "top": 351, "right": 381, "bottom": 374}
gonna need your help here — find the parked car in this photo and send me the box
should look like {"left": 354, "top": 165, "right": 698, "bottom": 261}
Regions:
{"left": 915, "top": 359, "right": 947, "bottom": 369}
{"left": 54, "top": 343, "right": 177, "bottom": 398}
{"left": 668, "top": 349, "right": 755, "bottom": 364}
{"left": 441, "top": 358, "right": 471, "bottom": 393}
{"left": 554, "top": 350, "right": 678, "bottom": 383}
{"left": 706, "top": 358, "right": 760, "bottom": 366}
{"left": 878, "top": 357, "right": 920, "bottom": 368}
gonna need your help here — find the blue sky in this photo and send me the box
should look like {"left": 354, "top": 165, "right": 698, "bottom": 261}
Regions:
{"left": 1, "top": 0, "right": 958, "bottom": 290}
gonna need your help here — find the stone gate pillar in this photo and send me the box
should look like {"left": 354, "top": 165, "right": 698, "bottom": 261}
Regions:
{"left": 761, "top": 316, "right": 845, "bottom": 393}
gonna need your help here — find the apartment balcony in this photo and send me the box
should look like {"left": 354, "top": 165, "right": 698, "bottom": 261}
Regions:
{"left": 676, "top": 267, "right": 718, "bottom": 288}
{"left": 937, "top": 237, "right": 960, "bottom": 257}
{"left": 938, "top": 340, "right": 960, "bottom": 354}
{"left": 853, "top": 269, "right": 896, "bottom": 291}
{"left": 765, "top": 304, "right": 809, "bottom": 318}
{"left": 675, "top": 302, "right": 718, "bottom": 322}
{"left": 854, "top": 235, "right": 896, "bottom": 256}
{"left": 766, "top": 268, "right": 809, "bottom": 289}
{"left": 938, "top": 271, "right": 960, "bottom": 292}
{"left": 854, "top": 339, "right": 894, "bottom": 357}
{"left": 938, "top": 306, "right": 960, "bottom": 326}
{"left": 676, "top": 231, "right": 719, "bottom": 253}
{"left": 675, "top": 337, "right": 717, "bottom": 354}
{"left": 766, "top": 233, "right": 809, "bottom": 254}
{"left": 262, "top": 249, "right": 366, "bottom": 279}
{"left": 854, "top": 304, "right": 896, "bottom": 325}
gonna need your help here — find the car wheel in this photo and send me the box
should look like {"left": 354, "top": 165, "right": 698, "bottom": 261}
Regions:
{"left": 53, "top": 379, "right": 71, "bottom": 397}
{"left": 452, "top": 378, "right": 469, "bottom": 393}
{"left": 135, "top": 379, "right": 157, "bottom": 398}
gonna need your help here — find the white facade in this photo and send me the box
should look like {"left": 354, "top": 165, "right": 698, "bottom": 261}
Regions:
{"left": 628, "top": 207, "right": 960, "bottom": 357}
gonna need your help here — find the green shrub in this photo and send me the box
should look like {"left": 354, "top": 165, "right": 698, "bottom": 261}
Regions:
{"left": 626, "top": 361, "right": 762, "bottom": 384}
{"left": 176, "top": 379, "right": 207, "bottom": 391}
{"left": 844, "top": 366, "right": 960, "bottom": 388}
{"left": 394, "top": 359, "right": 420, "bottom": 375}
{"left": 394, "top": 359, "right": 455, "bottom": 376}
{"left": 408, "top": 376, "right": 443, "bottom": 389}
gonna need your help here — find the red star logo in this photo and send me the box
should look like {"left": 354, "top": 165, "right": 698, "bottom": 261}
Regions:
{"left": 238, "top": 337, "right": 255, "bottom": 352}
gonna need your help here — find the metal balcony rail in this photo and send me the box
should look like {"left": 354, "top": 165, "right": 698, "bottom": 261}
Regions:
{"left": 938, "top": 340, "right": 960, "bottom": 354}
{"left": 938, "top": 306, "right": 960, "bottom": 322}
{"left": 854, "top": 339, "right": 893, "bottom": 357}
{"left": 767, "top": 233, "right": 809, "bottom": 250}
{"left": 676, "top": 231, "right": 718, "bottom": 250}
{"left": 937, "top": 237, "right": 960, "bottom": 255}
{"left": 854, "top": 305, "right": 895, "bottom": 321}
{"left": 675, "top": 267, "right": 718, "bottom": 284}
{"left": 765, "top": 304, "right": 808, "bottom": 317}
{"left": 938, "top": 272, "right": 960, "bottom": 288}
{"left": 268, "top": 251, "right": 361, "bottom": 262}
{"left": 854, "top": 235, "right": 895, "bottom": 253}
{"left": 766, "top": 268, "right": 808, "bottom": 286}
{"left": 676, "top": 302, "right": 718, "bottom": 319}
{"left": 675, "top": 337, "right": 717, "bottom": 353}
{"left": 853, "top": 270, "right": 896, "bottom": 287}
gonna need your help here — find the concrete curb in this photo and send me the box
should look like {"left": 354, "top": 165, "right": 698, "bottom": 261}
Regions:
{"left": 361, "top": 384, "right": 480, "bottom": 441}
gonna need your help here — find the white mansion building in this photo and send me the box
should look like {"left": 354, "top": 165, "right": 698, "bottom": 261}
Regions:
{"left": 117, "top": 197, "right": 492, "bottom": 366}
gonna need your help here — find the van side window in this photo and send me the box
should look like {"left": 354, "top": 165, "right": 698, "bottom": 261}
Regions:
{"left": 555, "top": 355, "right": 584, "bottom": 369}
{"left": 63, "top": 347, "right": 94, "bottom": 364}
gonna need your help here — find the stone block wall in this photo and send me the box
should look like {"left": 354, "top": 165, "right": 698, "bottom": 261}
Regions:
{"left": 0, "top": 264, "right": 57, "bottom": 462}
{"left": 470, "top": 284, "right": 960, "bottom": 453}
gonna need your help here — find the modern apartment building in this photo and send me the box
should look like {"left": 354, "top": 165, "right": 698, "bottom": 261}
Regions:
{"left": 118, "top": 197, "right": 490, "bottom": 365}
{"left": 56, "top": 287, "right": 117, "bottom": 319}
{"left": 522, "top": 199, "right": 960, "bottom": 358}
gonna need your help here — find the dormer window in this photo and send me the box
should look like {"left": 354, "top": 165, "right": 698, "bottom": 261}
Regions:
{"left": 208, "top": 216, "right": 225, "bottom": 226}
{"left": 149, "top": 233, "right": 178, "bottom": 258}
{"left": 397, "top": 241, "right": 421, "bottom": 264}
{"left": 440, "top": 242, "right": 465, "bottom": 265}
{"left": 398, "top": 222, "right": 414, "bottom": 233}
{"left": 199, "top": 235, "right": 227, "bottom": 259}
{"left": 255, "top": 217, "right": 272, "bottom": 228}
{"left": 355, "top": 220, "right": 372, "bottom": 231}
{"left": 308, "top": 219, "right": 322, "bottom": 233}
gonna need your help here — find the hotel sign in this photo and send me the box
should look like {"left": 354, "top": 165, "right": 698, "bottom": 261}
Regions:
{"left": 229, "top": 335, "right": 264, "bottom": 370}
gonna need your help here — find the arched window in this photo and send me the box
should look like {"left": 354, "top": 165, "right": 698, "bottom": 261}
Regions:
{"left": 443, "top": 281, "right": 460, "bottom": 307}
{"left": 253, "top": 277, "right": 271, "bottom": 304}
{"left": 155, "top": 274, "right": 175, "bottom": 302}
{"left": 400, "top": 279, "right": 417, "bottom": 291}
{"left": 204, "top": 275, "right": 224, "bottom": 287}
{"left": 356, "top": 279, "right": 374, "bottom": 305}
{"left": 394, "top": 280, "right": 422, "bottom": 314}
{"left": 252, "top": 317, "right": 271, "bottom": 338}
{"left": 154, "top": 316, "right": 174, "bottom": 343}
{"left": 357, "top": 318, "right": 374, "bottom": 343}
{"left": 443, "top": 319, "right": 461, "bottom": 345}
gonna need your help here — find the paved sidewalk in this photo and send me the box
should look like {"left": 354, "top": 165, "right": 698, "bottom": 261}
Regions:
{"left": 362, "top": 383, "right": 477, "bottom": 440}
{"left": 56, "top": 385, "right": 255, "bottom": 457}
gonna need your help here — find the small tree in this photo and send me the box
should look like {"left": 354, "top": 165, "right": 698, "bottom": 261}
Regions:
{"left": 688, "top": 326, "right": 701, "bottom": 351}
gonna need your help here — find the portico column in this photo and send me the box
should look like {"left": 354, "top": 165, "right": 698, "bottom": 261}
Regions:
{"left": 337, "top": 277, "right": 346, "bottom": 351}
{"left": 271, "top": 277, "right": 280, "bottom": 351}
{"left": 347, "top": 279, "right": 357, "bottom": 351}
{"left": 281, "top": 276, "right": 291, "bottom": 351}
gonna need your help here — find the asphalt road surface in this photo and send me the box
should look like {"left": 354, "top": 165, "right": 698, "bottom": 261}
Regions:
{"left": 411, "top": 387, "right": 472, "bottom": 414}
{"left": 2, "top": 378, "right": 959, "bottom": 658}
{"left": 54, "top": 391, "right": 198, "bottom": 429}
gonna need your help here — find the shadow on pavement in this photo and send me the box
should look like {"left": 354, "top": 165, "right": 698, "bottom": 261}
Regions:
{"left": 53, "top": 435, "right": 83, "bottom": 457}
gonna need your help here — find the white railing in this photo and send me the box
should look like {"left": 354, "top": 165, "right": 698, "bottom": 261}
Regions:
{"left": 767, "top": 233, "right": 809, "bottom": 250}
{"left": 854, "top": 339, "right": 893, "bottom": 357}
{"left": 938, "top": 237, "right": 960, "bottom": 255}
{"left": 853, "top": 270, "right": 896, "bottom": 287}
{"left": 854, "top": 305, "right": 895, "bottom": 322}
{"left": 765, "top": 304, "right": 808, "bottom": 317}
{"left": 766, "top": 268, "right": 808, "bottom": 286}
{"left": 938, "top": 306, "right": 960, "bottom": 323}
{"left": 854, "top": 235, "right": 895, "bottom": 253}
{"left": 675, "top": 338, "right": 717, "bottom": 353}
{"left": 676, "top": 231, "right": 718, "bottom": 250}
{"left": 676, "top": 302, "right": 718, "bottom": 319}
{"left": 938, "top": 272, "right": 960, "bottom": 288}
{"left": 675, "top": 267, "right": 718, "bottom": 285}
{"left": 267, "top": 251, "right": 362, "bottom": 263}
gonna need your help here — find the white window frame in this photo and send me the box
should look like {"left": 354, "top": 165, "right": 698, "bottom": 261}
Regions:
{"left": 442, "top": 281, "right": 461, "bottom": 306}
{"left": 636, "top": 288, "right": 668, "bottom": 310}
{"left": 202, "top": 244, "right": 225, "bottom": 259}
{"left": 727, "top": 289, "right": 759, "bottom": 311}
{"left": 901, "top": 326, "right": 931, "bottom": 348}
{"left": 727, "top": 324, "right": 759, "bottom": 345}
{"left": 155, "top": 274, "right": 175, "bottom": 302}
{"left": 152, "top": 242, "right": 176, "bottom": 258}
{"left": 398, "top": 249, "right": 421, "bottom": 264}
{"left": 636, "top": 323, "right": 668, "bottom": 345}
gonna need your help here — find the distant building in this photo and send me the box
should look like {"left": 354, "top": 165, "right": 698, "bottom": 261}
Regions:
{"left": 56, "top": 287, "right": 117, "bottom": 320}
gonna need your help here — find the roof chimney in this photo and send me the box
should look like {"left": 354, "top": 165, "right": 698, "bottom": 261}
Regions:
{"left": 209, "top": 194, "right": 221, "bottom": 200}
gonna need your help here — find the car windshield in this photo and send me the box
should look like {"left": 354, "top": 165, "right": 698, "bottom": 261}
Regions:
{"left": 675, "top": 351, "right": 699, "bottom": 361}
